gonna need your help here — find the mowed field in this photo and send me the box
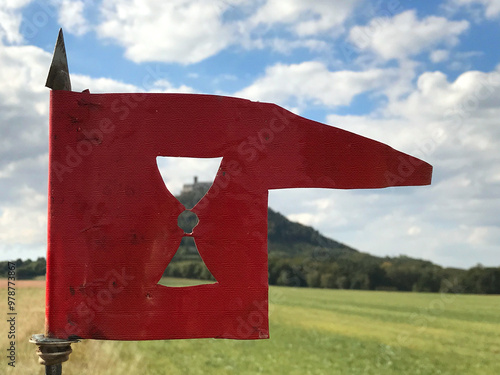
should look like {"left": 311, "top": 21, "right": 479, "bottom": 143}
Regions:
{"left": 1, "top": 278, "right": 499, "bottom": 375}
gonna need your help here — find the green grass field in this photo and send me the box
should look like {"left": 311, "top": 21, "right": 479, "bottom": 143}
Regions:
{"left": 2, "top": 278, "right": 499, "bottom": 374}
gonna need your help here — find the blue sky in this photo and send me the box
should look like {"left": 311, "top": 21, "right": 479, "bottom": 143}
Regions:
{"left": 1, "top": 0, "right": 500, "bottom": 268}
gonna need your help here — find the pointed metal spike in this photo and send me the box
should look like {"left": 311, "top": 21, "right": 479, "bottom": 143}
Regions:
{"left": 46, "top": 28, "right": 72, "bottom": 91}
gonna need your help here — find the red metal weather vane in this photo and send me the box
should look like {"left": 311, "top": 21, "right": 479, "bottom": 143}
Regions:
{"left": 33, "top": 28, "right": 432, "bottom": 370}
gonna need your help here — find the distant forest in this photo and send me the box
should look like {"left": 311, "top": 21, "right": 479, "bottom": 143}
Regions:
{"left": 3, "top": 186, "right": 499, "bottom": 295}
{"left": 1, "top": 256, "right": 499, "bottom": 294}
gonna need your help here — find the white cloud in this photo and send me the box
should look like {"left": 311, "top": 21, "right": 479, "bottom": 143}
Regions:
{"left": 449, "top": 0, "right": 500, "bottom": 19}
{"left": 71, "top": 74, "right": 141, "bottom": 93}
{"left": 93, "top": 0, "right": 361, "bottom": 64}
{"left": 430, "top": 49, "right": 450, "bottom": 63}
{"left": 57, "top": 0, "right": 89, "bottom": 36}
{"left": 148, "top": 79, "right": 195, "bottom": 93}
{"left": 407, "top": 226, "right": 422, "bottom": 236}
{"left": 467, "top": 226, "right": 500, "bottom": 246}
{"left": 260, "top": 38, "right": 330, "bottom": 55}
{"left": 327, "top": 67, "right": 500, "bottom": 161}
{"left": 0, "top": 43, "right": 52, "bottom": 166}
{"left": 97, "top": 0, "right": 240, "bottom": 64}
{"left": 386, "top": 67, "right": 500, "bottom": 124}
{"left": 235, "top": 61, "right": 396, "bottom": 109}
{"left": 249, "top": 0, "right": 361, "bottom": 36}
{"left": 0, "top": 186, "right": 46, "bottom": 245}
{"left": 71, "top": 74, "right": 195, "bottom": 94}
{"left": 349, "top": 10, "right": 469, "bottom": 61}
{"left": 0, "top": 0, "right": 33, "bottom": 44}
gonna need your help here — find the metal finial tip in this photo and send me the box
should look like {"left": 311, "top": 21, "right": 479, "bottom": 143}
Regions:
{"left": 46, "top": 28, "right": 71, "bottom": 91}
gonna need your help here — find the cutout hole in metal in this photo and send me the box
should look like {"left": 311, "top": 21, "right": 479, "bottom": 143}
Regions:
{"left": 178, "top": 210, "right": 199, "bottom": 233}
{"left": 156, "top": 156, "right": 222, "bottom": 209}
{"left": 158, "top": 237, "right": 216, "bottom": 287}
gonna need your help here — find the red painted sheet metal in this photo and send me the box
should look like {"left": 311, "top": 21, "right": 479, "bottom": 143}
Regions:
{"left": 46, "top": 90, "right": 432, "bottom": 340}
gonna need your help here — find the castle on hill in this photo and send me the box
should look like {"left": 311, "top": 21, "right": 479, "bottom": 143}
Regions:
{"left": 181, "top": 176, "right": 212, "bottom": 195}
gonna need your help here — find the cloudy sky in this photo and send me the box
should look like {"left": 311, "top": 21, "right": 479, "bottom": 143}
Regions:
{"left": 1, "top": 0, "right": 499, "bottom": 269}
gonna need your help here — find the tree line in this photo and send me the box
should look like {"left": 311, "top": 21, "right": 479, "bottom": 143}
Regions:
{"left": 3, "top": 255, "right": 499, "bottom": 294}
{"left": 266, "top": 254, "right": 500, "bottom": 294}
{"left": 0, "top": 258, "right": 46, "bottom": 279}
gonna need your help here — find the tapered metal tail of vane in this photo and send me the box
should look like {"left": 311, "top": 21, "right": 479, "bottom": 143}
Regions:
{"left": 46, "top": 28, "right": 71, "bottom": 91}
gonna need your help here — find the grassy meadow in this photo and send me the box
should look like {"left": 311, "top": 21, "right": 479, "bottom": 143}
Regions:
{"left": 1, "top": 278, "right": 499, "bottom": 374}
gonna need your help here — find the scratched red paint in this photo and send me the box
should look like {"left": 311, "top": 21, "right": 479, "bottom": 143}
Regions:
{"left": 46, "top": 90, "right": 432, "bottom": 340}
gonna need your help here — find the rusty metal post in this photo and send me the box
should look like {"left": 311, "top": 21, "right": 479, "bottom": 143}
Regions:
{"left": 31, "top": 28, "right": 76, "bottom": 375}
{"left": 29, "top": 334, "right": 79, "bottom": 374}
